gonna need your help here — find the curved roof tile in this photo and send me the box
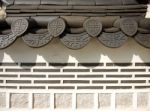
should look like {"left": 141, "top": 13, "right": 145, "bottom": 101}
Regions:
{"left": 3, "top": 0, "right": 147, "bottom": 5}
{"left": 0, "top": 0, "right": 149, "bottom": 49}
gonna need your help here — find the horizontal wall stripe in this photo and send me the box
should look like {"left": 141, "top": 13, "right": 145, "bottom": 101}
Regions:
{"left": 0, "top": 74, "right": 18, "bottom": 78}
{"left": 20, "top": 86, "right": 46, "bottom": 89}
{"left": 33, "top": 69, "right": 60, "bottom": 72}
{"left": 21, "top": 63, "right": 46, "bottom": 67}
{"left": 135, "top": 86, "right": 150, "bottom": 89}
{"left": 0, "top": 80, "right": 3, "bottom": 83}
{"left": 48, "top": 86, "right": 75, "bottom": 89}
{"left": 106, "top": 86, "right": 132, "bottom": 89}
{"left": 63, "top": 80, "right": 89, "bottom": 84}
{"left": 121, "top": 69, "right": 146, "bottom": 72}
{"left": 34, "top": 80, "right": 61, "bottom": 84}
{"left": 20, "top": 74, "right": 46, "bottom": 78}
{"left": 77, "top": 74, "right": 103, "bottom": 78}
{"left": 77, "top": 86, "right": 103, "bottom": 89}
{"left": 0, "top": 63, "right": 18, "bottom": 66}
{"left": 49, "top": 63, "right": 75, "bottom": 67}
{"left": 106, "top": 74, "right": 132, "bottom": 78}
{"left": 0, "top": 86, "right": 17, "bottom": 89}
{"left": 63, "top": 69, "right": 90, "bottom": 72}
{"left": 0, "top": 69, "right": 3, "bottom": 72}
{"left": 106, "top": 63, "right": 132, "bottom": 66}
{"left": 135, "top": 63, "right": 150, "bottom": 66}
{"left": 121, "top": 80, "right": 146, "bottom": 83}
{"left": 78, "top": 63, "right": 104, "bottom": 67}
{"left": 6, "top": 80, "right": 31, "bottom": 84}
{"left": 0, "top": 62, "right": 149, "bottom": 90}
{"left": 49, "top": 74, "right": 75, "bottom": 78}
{"left": 92, "top": 69, "right": 118, "bottom": 72}
{"left": 5, "top": 68, "right": 31, "bottom": 72}
{"left": 92, "top": 80, "right": 118, "bottom": 84}
{"left": 135, "top": 74, "right": 150, "bottom": 78}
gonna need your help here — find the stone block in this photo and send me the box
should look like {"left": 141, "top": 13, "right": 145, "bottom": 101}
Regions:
{"left": 99, "top": 93, "right": 111, "bottom": 109}
{"left": 116, "top": 93, "right": 133, "bottom": 109}
{"left": 10, "top": 93, "right": 28, "bottom": 108}
{"left": 33, "top": 93, "right": 50, "bottom": 109}
{"left": 0, "top": 93, "right": 6, "bottom": 108}
{"left": 77, "top": 93, "right": 94, "bottom": 109}
{"left": 137, "top": 92, "right": 149, "bottom": 108}
{"left": 55, "top": 93, "right": 72, "bottom": 109}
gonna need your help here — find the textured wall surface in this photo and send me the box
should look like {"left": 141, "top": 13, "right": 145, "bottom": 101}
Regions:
{"left": 0, "top": 36, "right": 150, "bottom": 111}
{"left": 0, "top": 6, "right": 150, "bottom": 110}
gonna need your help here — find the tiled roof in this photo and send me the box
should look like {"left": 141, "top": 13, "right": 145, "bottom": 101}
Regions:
{"left": 5, "top": 0, "right": 140, "bottom": 5}
{"left": 0, "top": 0, "right": 149, "bottom": 50}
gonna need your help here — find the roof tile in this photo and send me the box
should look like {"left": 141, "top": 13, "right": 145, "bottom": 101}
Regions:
{"left": 68, "top": 0, "right": 95, "bottom": 6}
{"left": 95, "top": 0, "right": 122, "bottom": 5}
{"left": 15, "top": 0, "right": 41, "bottom": 5}
{"left": 41, "top": 0, "right": 68, "bottom": 5}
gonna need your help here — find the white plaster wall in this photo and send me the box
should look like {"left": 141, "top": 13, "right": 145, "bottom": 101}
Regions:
{"left": 0, "top": 37, "right": 150, "bottom": 111}
{"left": 0, "top": 37, "right": 149, "bottom": 63}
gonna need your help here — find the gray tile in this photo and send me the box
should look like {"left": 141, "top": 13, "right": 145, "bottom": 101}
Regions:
{"left": 68, "top": 0, "right": 95, "bottom": 6}
{"left": 95, "top": 0, "right": 122, "bottom": 5}
{"left": 41, "top": 0, "right": 68, "bottom": 5}
{"left": 15, "top": 0, "right": 40, "bottom": 5}
{"left": 122, "top": 0, "right": 138, "bottom": 5}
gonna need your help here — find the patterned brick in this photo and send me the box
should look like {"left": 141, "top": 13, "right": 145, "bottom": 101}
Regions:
{"left": 20, "top": 86, "right": 45, "bottom": 89}
{"left": 49, "top": 74, "right": 75, "bottom": 78}
{"left": 77, "top": 86, "right": 103, "bottom": 89}
{"left": 63, "top": 80, "right": 89, "bottom": 84}
{"left": 49, "top": 63, "right": 75, "bottom": 67}
{"left": 93, "top": 69, "right": 118, "bottom": 72}
{"left": 21, "top": 63, "right": 46, "bottom": 67}
{"left": 0, "top": 74, "right": 18, "bottom": 78}
{"left": 63, "top": 69, "right": 90, "bottom": 72}
{"left": 135, "top": 63, "right": 150, "bottom": 66}
{"left": 121, "top": 69, "right": 146, "bottom": 72}
{"left": 33, "top": 69, "right": 60, "bottom": 72}
{"left": 6, "top": 68, "right": 30, "bottom": 72}
{"left": 77, "top": 74, "right": 103, "bottom": 78}
{"left": 0, "top": 62, "right": 18, "bottom": 66}
{"left": 78, "top": 63, "right": 104, "bottom": 67}
{"left": 0, "top": 60, "right": 150, "bottom": 110}
{"left": 0, "top": 69, "right": 3, "bottom": 72}
{"left": 106, "top": 63, "right": 132, "bottom": 66}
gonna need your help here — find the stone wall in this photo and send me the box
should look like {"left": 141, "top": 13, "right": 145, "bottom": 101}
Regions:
{"left": 0, "top": 36, "right": 150, "bottom": 111}
{"left": 0, "top": 5, "right": 150, "bottom": 111}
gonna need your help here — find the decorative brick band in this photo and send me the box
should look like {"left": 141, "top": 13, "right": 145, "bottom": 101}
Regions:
{"left": 0, "top": 62, "right": 149, "bottom": 90}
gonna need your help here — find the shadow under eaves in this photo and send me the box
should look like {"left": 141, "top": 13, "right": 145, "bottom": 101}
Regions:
{"left": 0, "top": 36, "right": 149, "bottom": 66}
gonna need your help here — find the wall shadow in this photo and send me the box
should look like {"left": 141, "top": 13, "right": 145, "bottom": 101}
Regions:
{"left": 0, "top": 49, "right": 4, "bottom": 63}
{"left": 3, "top": 37, "right": 37, "bottom": 63}
{"left": 37, "top": 38, "right": 69, "bottom": 63}
{"left": 72, "top": 37, "right": 133, "bottom": 63}
{"left": 131, "top": 38, "right": 150, "bottom": 62}
{"left": 0, "top": 36, "right": 149, "bottom": 64}
{"left": 99, "top": 38, "right": 137, "bottom": 63}
{"left": 63, "top": 38, "right": 101, "bottom": 63}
